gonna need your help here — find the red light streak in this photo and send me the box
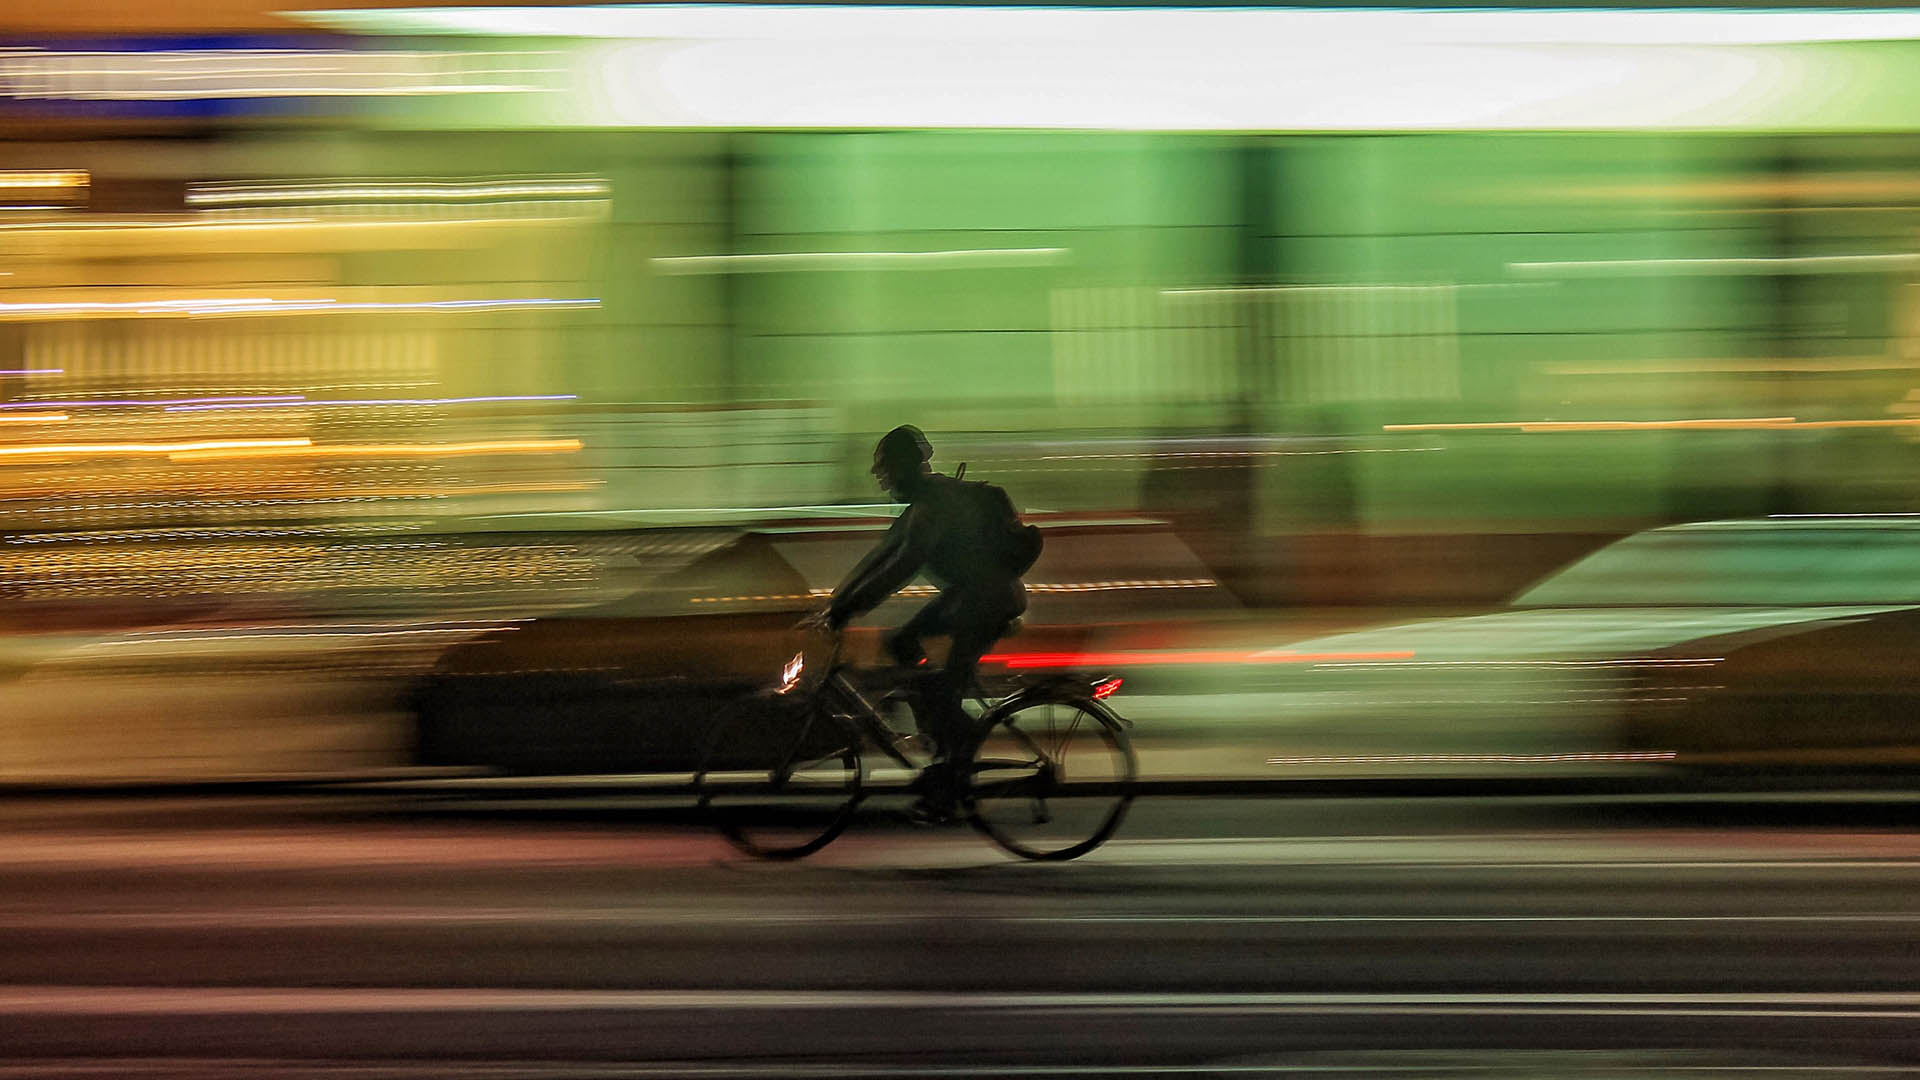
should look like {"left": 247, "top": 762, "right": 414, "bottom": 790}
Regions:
{"left": 982, "top": 649, "right": 1415, "bottom": 669}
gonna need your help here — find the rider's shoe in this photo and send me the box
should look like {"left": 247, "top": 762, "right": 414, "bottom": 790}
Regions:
{"left": 905, "top": 758, "right": 962, "bottom": 825}
{"left": 905, "top": 795, "right": 961, "bottom": 826}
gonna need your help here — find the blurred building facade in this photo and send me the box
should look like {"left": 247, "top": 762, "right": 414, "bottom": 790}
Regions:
{"left": 7, "top": 2, "right": 1920, "bottom": 611}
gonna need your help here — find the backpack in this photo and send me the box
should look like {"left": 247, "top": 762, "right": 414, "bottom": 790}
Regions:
{"left": 954, "top": 468, "right": 1044, "bottom": 575}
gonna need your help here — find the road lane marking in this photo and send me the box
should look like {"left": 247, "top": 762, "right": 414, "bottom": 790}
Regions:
{"left": 2, "top": 829, "right": 1920, "bottom": 871}
{"left": 3, "top": 989, "right": 1920, "bottom": 1015}
{"left": 1, "top": 909, "right": 1918, "bottom": 929}
{"left": 1, "top": 1064, "right": 1917, "bottom": 1079}
{"left": 0, "top": 1063, "right": 1915, "bottom": 1079}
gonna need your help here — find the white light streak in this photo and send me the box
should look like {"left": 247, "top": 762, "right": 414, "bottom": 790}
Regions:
{"left": 0, "top": 48, "right": 559, "bottom": 101}
{"left": 1037, "top": 448, "right": 1441, "bottom": 461}
{"left": 0, "top": 438, "right": 310, "bottom": 459}
{"left": 653, "top": 248, "right": 1067, "bottom": 273}
{"left": 1388, "top": 417, "right": 1920, "bottom": 433}
{"left": 1267, "top": 752, "right": 1679, "bottom": 765}
{"left": 1511, "top": 253, "right": 1920, "bottom": 277}
{"left": 1770, "top": 514, "right": 1920, "bottom": 522}
{"left": 286, "top": 5, "right": 1920, "bottom": 133}
{"left": 1305, "top": 658, "right": 1723, "bottom": 669}
{"left": 287, "top": 6, "right": 1920, "bottom": 47}
{"left": 0, "top": 395, "right": 300, "bottom": 409}
{"left": 1386, "top": 418, "right": 1797, "bottom": 433}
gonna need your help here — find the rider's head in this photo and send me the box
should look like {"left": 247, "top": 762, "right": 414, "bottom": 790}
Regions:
{"left": 871, "top": 425, "right": 933, "bottom": 500}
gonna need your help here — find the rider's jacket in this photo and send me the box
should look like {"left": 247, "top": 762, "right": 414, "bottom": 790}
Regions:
{"left": 826, "top": 471, "right": 1022, "bottom": 626}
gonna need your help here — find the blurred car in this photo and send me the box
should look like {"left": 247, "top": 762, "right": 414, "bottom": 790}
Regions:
{"left": 1231, "top": 516, "right": 1920, "bottom": 771}
{"left": 408, "top": 518, "right": 1231, "bottom": 774}
{"left": 414, "top": 514, "right": 1920, "bottom": 777}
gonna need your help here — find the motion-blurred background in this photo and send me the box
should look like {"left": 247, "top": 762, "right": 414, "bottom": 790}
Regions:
{"left": 9, "top": 0, "right": 1920, "bottom": 784}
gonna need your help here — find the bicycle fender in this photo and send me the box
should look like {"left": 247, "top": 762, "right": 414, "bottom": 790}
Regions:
{"left": 987, "top": 681, "right": 1132, "bottom": 728}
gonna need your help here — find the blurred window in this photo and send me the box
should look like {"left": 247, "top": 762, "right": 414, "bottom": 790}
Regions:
{"left": 1512, "top": 519, "right": 1920, "bottom": 607}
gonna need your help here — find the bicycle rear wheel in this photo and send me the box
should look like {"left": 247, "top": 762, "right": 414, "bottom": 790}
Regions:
{"left": 694, "top": 693, "right": 864, "bottom": 859}
{"left": 966, "top": 693, "right": 1136, "bottom": 861}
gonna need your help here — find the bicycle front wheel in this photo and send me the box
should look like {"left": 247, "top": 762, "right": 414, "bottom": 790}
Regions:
{"left": 966, "top": 693, "right": 1136, "bottom": 861}
{"left": 694, "top": 693, "right": 864, "bottom": 860}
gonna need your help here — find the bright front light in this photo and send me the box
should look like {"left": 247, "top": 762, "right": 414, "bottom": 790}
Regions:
{"left": 778, "top": 652, "right": 805, "bottom": 693}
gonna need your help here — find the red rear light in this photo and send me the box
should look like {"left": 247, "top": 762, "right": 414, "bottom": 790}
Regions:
{"left": 1092, "top": 677, "right": 1122, "bottom": 700}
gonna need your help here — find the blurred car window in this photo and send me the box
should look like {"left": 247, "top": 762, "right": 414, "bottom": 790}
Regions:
{"left": 1512, "top": 519, "right": 1920, "bottom": 608}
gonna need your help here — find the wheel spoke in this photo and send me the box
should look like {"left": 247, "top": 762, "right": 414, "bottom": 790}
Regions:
{"left": 696, "top": 696, "right": 863, "bottom": 860}
{"left": 967, "top": 774, "right": 1041, "bottom": 800}
{"left": 966, "top": 694, "right": 1135, "bottom": 861}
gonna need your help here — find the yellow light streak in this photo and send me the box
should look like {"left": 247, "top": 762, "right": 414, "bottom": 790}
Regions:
{"left": 0, "top": 438, "right": 309, "bottom": 460}
{"left": 0, "top": 217, "right": 312, "bottom": 232}
{"left": 1383, "top": 421, "right": 1548, "bottom": 431}
{"left": 200, "top": 481, "right": 601, "bottom": 498}
{"left": 0, "top": 216, "right": 573, "bottom": 234}
{"left": 188, "top": 179, "right": 609, "bottom": 205}
{"left": 0, "top": 412, "right": 67, "bottom": 423}
{"left": 167, "top": 438, "right": 582, "bottom": 462}
{"left": 687, "top": 578, "right": 1218, "bottom": 604}
{"left": 0, "top": 171, "right": 87, "bottom": 190}
{"left": 1517, "top": 418, "right": 1797, "bottom": 432}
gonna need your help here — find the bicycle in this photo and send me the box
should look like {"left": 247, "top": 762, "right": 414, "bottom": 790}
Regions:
{"left": 692, "top": 629, "right": 1137, "bottom": 861}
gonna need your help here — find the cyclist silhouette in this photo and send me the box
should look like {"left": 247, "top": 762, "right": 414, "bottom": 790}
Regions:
{"left": 803, "top": 425, "right": 1029, "bottom": 821}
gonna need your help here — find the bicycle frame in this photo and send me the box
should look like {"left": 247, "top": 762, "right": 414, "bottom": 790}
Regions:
{"left": 815, "top": 665, "right": 919, "bottom": 772}
{"left": 783, "top": 631, "right": 1129, "bottom": 786}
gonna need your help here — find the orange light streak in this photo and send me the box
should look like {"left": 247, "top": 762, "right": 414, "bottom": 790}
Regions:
{"left": 1789, "top": 418, "right": 1920, "bottom": 428}
{"left": 1519, "top": 418, "right": 1797, "bottom": 432}
{"left": 167, "top": 438, "right": 582, "bottom": 462}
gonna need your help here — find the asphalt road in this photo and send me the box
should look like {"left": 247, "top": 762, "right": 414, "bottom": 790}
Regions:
{"left": 1, "top": 792, "right": 1918, "bottom": 1077}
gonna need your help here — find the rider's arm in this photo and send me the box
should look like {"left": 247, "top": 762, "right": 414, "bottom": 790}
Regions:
{"left": 826, "top": 504, "right": 934, "bottom": 627}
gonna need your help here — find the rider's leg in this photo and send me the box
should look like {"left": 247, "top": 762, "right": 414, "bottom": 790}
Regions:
{"left": 884, "top": 592, "right": 950, "bottom": 670}
{"left": 920, "top": 594, "right": 1023, "bottom": 809}
{"left": 934, "top": 618, "right": 1000, "bottom": 773}
{"left": 886, "top": 596, "right": 955, "bottom": 758}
